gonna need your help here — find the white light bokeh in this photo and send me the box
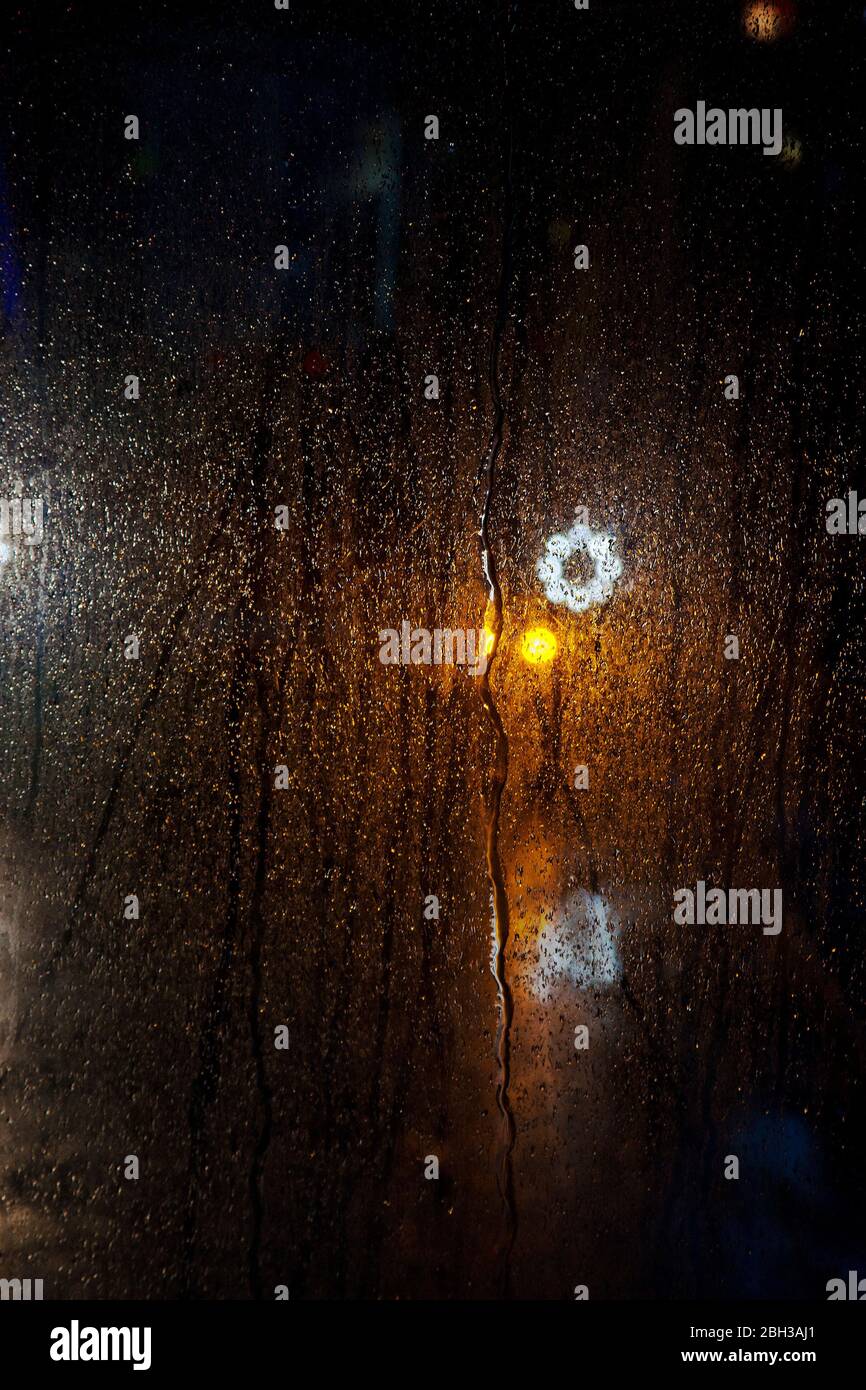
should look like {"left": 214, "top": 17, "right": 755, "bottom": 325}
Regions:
{"left": 536, "top": 521, "right": 622, "bottom": 613}
{"left": 532, "top": 889, "right": 622, "bottom": 999}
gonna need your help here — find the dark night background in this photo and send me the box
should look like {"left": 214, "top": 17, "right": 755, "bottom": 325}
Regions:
{"left": 1, "top": 0, "right": 865, "bottom": 1300}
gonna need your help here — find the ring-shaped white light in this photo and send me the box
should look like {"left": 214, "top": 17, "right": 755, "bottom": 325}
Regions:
{"left": 536, "top": 521, "right": 622, "bottom": 613}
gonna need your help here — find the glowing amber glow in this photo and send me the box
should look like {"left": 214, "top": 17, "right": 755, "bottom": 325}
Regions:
{"left": 483, "top": 624, "right": 496, "bottom": 656}
{"left": 779, "top": 134, "right": 803, "bottom": 169}
{"left": 521, "top": 626, "right": 558, "bottom": 665}
{"left": 743, "top": 1, "right": 795, "bottom": 42}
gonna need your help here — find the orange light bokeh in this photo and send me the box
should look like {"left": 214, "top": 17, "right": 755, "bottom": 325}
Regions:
{"left": 520, "top": 626, "right": 558, "bottom": 665}
{"left": 743, "top": 1, "right": 795, "bottom": 43}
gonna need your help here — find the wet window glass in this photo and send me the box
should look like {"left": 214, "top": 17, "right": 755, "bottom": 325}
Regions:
{"left": 1, "top": 0, "right": 864, "bottom": 1304}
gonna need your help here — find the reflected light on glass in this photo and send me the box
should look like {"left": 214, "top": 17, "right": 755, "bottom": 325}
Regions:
{"left": 742, "top": 1, "right": 796, "bottom": 42}
{"left": 536, "top": 521, "right": 622, "bottom": 614}
{"left": 521, "top": 626, "right": 558, "bottom": 665}
{"left": 532, "top": 891, "right": 622, "bottom": 1000}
